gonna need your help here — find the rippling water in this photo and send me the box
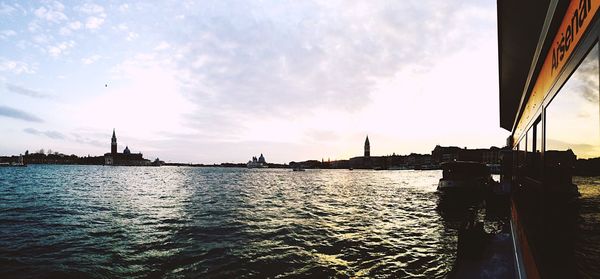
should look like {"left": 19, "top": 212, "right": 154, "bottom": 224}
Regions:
{"left": 0, "top": 165, "right": 464, "bottom": 278}
{"left": 574, "top": 176, "right": 600, "bottom": 278}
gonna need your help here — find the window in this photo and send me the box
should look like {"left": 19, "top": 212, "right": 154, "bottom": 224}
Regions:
{"left": 535, "top": 119, "right": 542, "bottom": 153}
{"left": 532, "top": 118, "right": 542, "bottom": 178}
{"left": 526, "top": 128, "right": 533, "bottom": 154}
{"left": 546, "top": 43, "right": 599, "bottom": 175}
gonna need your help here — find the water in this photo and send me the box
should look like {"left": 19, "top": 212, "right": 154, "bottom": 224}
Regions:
{"left": 0, "top": 165, "right": 464, "bottom": 278}
{"left": 574, "top": 176, "right": 600, "bottom": 277}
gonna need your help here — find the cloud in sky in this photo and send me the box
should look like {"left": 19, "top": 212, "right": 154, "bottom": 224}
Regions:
{"left": 0, "top": 30, "right": 17, "bottom": 39}
{"left": 34, "top": 1, "right": 67, "bottom": 23}
{"left": 0, "top": 3, "right": 18, "bottom": 15}
{"left": 5, "top": 83, "right": 49, "bottom": 98}
{"left": 21, "top": 127, "right": 105, "bottom": 149}
{"left": 47, "top": 40, "right": 75, "bottom": 57}
{"left": 23, "top": 127, "right": 65, "bottom": 139}
{"left": 172, "top": 0, "right": 495, "bottom": 116}
{"left": 0, "top": 58, "right": 36, "bottom": 74}
{"left": 76, "top": 3, "right": 106, "bottom": 30}
{"left": 0, "top": 105, "right": 43, "bottom": 122}
{"left": 81, "top": 54, "right": 101, "bottom": 65}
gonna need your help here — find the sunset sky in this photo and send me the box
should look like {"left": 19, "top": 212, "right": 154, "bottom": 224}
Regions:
{"left": 0, "top": 0, "right": 508, "bottom": 163}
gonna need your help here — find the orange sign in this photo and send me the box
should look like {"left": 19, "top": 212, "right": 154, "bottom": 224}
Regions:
{"left": 514, "top": 0, "right": 599, "bottom": 142}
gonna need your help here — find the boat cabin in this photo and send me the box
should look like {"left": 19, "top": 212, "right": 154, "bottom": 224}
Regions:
{"left": 441, "top": 161, "right": 491, "bottom": 181}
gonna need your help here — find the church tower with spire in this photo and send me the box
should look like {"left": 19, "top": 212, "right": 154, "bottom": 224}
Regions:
{"left": 104, "top": 128, "right": 148, "bottom": 166}
{"left": 364, "top": 135, "right": 370, "bottom": 157}
{"left": 111, "top": 129, "right": 117, "bottom": 160}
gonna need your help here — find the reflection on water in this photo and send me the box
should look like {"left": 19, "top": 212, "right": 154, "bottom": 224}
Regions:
{"left": 574, "top": 176, "right": 600, "bottom": 277}
{"left": 0, "top": 166, "right": 459, "bottom": 278}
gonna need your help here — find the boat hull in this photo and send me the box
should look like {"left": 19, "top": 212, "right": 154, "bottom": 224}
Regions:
{"left": 437, "top": 178, "right": 491, "bottom": 208}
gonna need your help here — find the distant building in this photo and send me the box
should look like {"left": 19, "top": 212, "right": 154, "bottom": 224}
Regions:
{"left": 431, "top": 145, "right": 461, "bottom": 163}
{"left": 104, "top": 129, "right": 150, "bottom": 166}
{"left": 431, "top": 145, "right": 501, "bottom": 164}
{"left": 406, "top": 153, "right": 432, "bottom": 166}
{"left": 364, "top": 135, "right": 370, "bottom": 157}
{"left": 247, "top": 153, "right": 267, "bottom": 168}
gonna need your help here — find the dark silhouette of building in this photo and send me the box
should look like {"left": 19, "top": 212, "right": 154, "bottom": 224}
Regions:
{"left": 432, "top": 145, "right": 501, "bottom": 164}
{"left": 364, "top": 135, "right": 370, "bottom": 157}
{"left": 104, "top": 129, "right": 150, "bottom": 166}
{"left": 111, "top": 129, "right": 117, "bottom": 158}
{"left": 247, "top": 153, "right": 267, "bottom": 168}
{"left": 432, "top": 145, "right": 461, "bottom": 163}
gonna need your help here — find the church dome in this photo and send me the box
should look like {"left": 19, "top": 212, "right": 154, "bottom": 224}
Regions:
{"left": 123, "top": 146, "right": 131, "bottom": 154}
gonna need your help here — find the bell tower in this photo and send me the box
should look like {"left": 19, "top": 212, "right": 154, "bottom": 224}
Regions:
{"left": 111, "top": 129, "right": 117, "bottom": 158}
{"left": 364, "top": 135, "right": 370, "bottom": 157}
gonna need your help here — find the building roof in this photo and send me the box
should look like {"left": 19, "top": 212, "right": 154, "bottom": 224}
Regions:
{"left": 497, "top": 0, "right": 569, "bottom": 130}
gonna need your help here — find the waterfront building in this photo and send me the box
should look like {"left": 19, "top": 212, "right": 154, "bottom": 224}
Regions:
{"left": 498, "top": 0, "right": 599, "bottom": 277}
{"left": 104, "top": 129, "right": 150, "bottom": 166}
{"left": 405, "top": 153, "right": 432, "bottom": 167}
{"left": 247, "top": 154, "right": 268, "bottom": 168}
{"left": 431, "top": 145, "right": 501, "bottom": 164}
{"left": 431, "top": 145, "right": 461, "bottom": 163}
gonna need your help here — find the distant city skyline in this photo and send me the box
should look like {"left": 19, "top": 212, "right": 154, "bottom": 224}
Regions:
{"left": 0, "top": 1, "right": 508, "bottom": 163}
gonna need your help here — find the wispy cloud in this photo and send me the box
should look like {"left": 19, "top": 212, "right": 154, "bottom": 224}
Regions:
{"left": 126, "top": 32, "right": 138, "bottom": 41}
{"left": 81, "top": 54, "right": 101, "bottom": 65}
{"left": 23, "top": 128, "right": 65, "bottom": 139}
{"left": 76, "top": 3, "right": 105, "bottom": 14}
{"left": 154, "top": 41, "right": 170, "bottom": 51}
{"left": 47, "top": 40, "right": 75, "bottom": 57}
{"left": 85, "top": 16, "right": 104, "bottom": 29}
{"left": 71, "top": 132, "right": 103, "bottom": 147}
{"left": 34, "top": 1, "right": 67, "bottom": 23}
{"left": 5, "top": 83, "right": 49, "bottom": 98}
{"left": 76, "top": 3, "right": 106, "bottom": 30}
{"left": 22, "top": 127, "right": 105, "bottom": 147}
{"left": 118, "top": 4, "right": 129, "bottom": 12}
{"left": 0, "top": 3, "right": 17, "bottom": 15}
{"left": 0, "top": 58, "right": 36, "bottom": 74}
{"left": 0, "top": 105, "right": 43, "bottom": 122}
{"left": 59, "top": 21, "right": 82, "bottom": 36}
{"left": 0, "top": 30, "right": 17, "bottom": 39}
{"left": 577, "top": 46, "right": 599, "bottom": 104}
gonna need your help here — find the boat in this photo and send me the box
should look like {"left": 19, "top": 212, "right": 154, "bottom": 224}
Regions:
{"left": 496, "top": 0, "right": 599, "bottom": 277}
{"left": 437, "top": 161, "right": 493, "bottom": 200}
{"left": 292, "top": 166, "right": 305, "bottom": 171}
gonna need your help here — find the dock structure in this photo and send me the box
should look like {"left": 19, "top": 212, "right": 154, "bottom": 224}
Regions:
{"left": 498, "top": 0, "right": 599, "bottom": 277}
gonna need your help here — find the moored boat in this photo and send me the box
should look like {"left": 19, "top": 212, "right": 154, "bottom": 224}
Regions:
{"left": 437, "top": 161, "right": 493, "bottom": 203}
